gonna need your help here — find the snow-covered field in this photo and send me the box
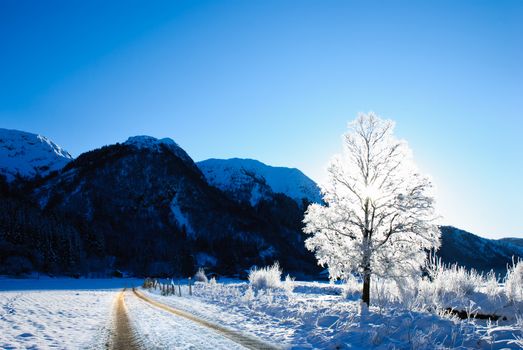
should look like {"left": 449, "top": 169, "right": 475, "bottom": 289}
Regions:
{"left": 0, "top": 277, "right": 140, "bottom": 349}
{"left": 1, "top": 274, "right": 522, "bottom": 349}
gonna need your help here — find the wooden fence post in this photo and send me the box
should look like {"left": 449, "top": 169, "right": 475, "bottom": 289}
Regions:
{"left": 188, "top": 277, "right": 192, "bottom": 296}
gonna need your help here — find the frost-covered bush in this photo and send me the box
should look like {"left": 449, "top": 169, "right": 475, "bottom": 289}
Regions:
{"left": 427, "top": 258, "right": 482, "bottom": 298}
{"left": 483, "top": 270, "right": 502, "bottom": 301}
{"left": 394, "top": 277, "right": 421, "bottom": 310}
{"left": 345, "top": 258, "right": 511, "bottom": 314}
{"left": 441, "top": 266, "right": 481, "bottom": 296}
{"left": 416, "top": 277, "right": 439, "bottom": 310}
{"left": 505, "top": 260, "right": 523, "bottom": 303}
{"left": 411, "top": 257, "right": 512, "bottom": 316}
{"left": 194, "top": 267, "right": 208, "bottom": 283}
{"left": 372, "top": 277, "right": 400, "bottom": 310}
{"left": 209, "top": 276, "right": 217, "bottom": 285}
{"left": 283, "top": 274, "right": 295, "bottom": 294}
{"left": 342, "top": 275, "right": 361, "bottom": 299}
{"left": 345, "top": 257, "right": 514, "bottom": 316}
{"left": 242, "top": 287, "right": 254, "bottom": 303}
{"left": 248, "top": 262, "right": 282, "bottom": 290}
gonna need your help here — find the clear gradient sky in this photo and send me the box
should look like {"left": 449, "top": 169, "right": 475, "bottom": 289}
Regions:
{"left": 1, "top": 1, "right": 522, "bottom": 238}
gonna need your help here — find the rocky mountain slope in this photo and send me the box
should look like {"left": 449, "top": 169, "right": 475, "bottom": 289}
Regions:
{"left": 0, "top": 128, "right": 72, "bottom": 181}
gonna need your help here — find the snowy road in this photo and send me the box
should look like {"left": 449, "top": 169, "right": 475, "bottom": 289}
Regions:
{"left": 109, "top": 290, "right": 141, "bottom": 350}
{"left": 121, "top": 288, "right": 278, "bottom": 350}
{"left": 0, "top": 278, "right": 279, "bottom": 349}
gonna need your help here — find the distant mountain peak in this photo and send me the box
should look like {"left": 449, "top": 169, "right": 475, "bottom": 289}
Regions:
{"left": 197, "top": 158, "right": 322, "bottom": 206}
{"left": 124, "top": 135, "right": 193, "bottom": 165}
{"left": 125, "top": 135, "right": 179, "bottom": 149}
{"left": 0, "top": 128, "right": 72, "bottom": 181}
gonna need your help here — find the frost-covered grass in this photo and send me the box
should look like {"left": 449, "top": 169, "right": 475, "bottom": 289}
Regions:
{"left": 336, "top": 258, "right": 523, "bottom": 320}
{"left": 413, "top": 258, "right": 523, "bottom": 318}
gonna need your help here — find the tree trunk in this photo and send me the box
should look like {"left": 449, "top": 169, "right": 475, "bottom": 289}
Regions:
{"left": 362, "top": 270, "right": 371, "bottom": 306}
{"left": 362, "top": 196, "right": 372, "bottom": 307}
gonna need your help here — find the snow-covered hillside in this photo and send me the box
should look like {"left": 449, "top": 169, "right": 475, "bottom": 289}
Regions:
{"left": 197, "top": 158, "right": 322, "bottom": 206}
{"left": 0, "top": 128, "right": 72, "bottom": 181}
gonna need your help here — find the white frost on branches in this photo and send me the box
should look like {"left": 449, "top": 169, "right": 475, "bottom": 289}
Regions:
{"left": 303, "top": 112, "right": 440, "bottom": 291}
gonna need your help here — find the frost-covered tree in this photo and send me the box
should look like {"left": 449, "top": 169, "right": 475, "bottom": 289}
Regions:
{"left": 303, "top": 112, "right": 440, "bottom": 306}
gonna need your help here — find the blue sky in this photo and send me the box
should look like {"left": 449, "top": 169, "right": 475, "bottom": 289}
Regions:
{"left": 1, "top": 0, "right": 522, "bottom": 238}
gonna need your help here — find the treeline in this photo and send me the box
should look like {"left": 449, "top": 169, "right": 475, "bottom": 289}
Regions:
{"left": 0, "top": 171, "right": 204, "bottom": 277}
{"left": 0, "top": 176, "right": 84, "bottom": 275}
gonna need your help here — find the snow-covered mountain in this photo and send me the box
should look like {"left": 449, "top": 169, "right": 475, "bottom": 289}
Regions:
{"left": 0, "top": 128, "right": 72, "bottom": 181}
{"left": 197, "top": 158, "right": 322, "bottom": 206}
{"left": 28, "top": 136, "right": 318, "bottom": 275}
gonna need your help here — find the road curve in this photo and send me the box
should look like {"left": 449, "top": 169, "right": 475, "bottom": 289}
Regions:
{"left": 132, "top": 288, "right": 280, "bottom": 350}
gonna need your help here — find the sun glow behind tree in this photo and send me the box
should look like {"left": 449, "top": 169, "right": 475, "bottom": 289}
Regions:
{"left": 303, "top": 112, "right": 440, "bottom": 306}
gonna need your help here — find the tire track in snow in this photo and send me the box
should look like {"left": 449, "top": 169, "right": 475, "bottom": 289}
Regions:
{"left": 132, "top": 288, "right": 280, "bottom": 350}
{"left": 109, "top": 289, "right": 142, "bottom": 350}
